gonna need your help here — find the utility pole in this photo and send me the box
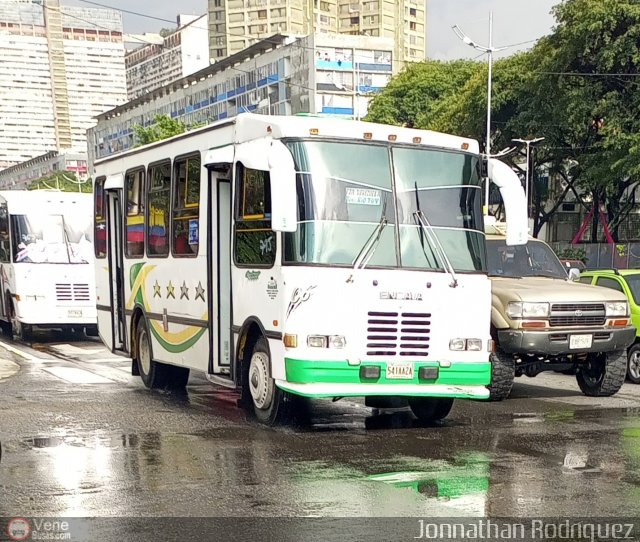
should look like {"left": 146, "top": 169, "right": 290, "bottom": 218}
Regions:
{"left": 512, "top": 137, "right": 545, "bottom": 217}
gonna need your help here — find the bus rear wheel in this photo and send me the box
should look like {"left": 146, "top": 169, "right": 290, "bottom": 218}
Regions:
{"left": 246, "top": 337, "right": 292, "bottom": 425}
{"left": 136, "top": 317, "right": 189, "bottom": 390}
{"left": 408, "top": 397, "right": 454, "bottom": 422}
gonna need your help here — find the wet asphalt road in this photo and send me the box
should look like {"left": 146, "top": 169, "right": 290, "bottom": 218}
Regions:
{"left": 2, "top": 332, "right": 640, "bottom": 537}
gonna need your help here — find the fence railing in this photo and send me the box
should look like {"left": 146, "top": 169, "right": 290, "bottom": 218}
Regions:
{"left": 552, "top": 242, "right": 640, "bottom": 270}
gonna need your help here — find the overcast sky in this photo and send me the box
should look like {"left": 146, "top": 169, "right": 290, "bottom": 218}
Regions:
{"left": 64, "top": 0, "right": 559, "bottom": 60}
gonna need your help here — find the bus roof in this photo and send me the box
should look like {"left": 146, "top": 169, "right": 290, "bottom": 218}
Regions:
{"left": 0, "top": 190, "right": 91, "bottom": 215}
{"left": 94, "top": 113, "right": 480, "bottom": 166}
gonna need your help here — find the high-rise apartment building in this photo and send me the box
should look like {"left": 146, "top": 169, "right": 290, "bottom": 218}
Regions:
{"left": 126, "top": 14, "right": 210, "bottom": 101}
{"left": 0, "top": 0, "right": 126, "bottom": 169}
{"left": 208, "top": 0, "right": 424, "bottom": 66}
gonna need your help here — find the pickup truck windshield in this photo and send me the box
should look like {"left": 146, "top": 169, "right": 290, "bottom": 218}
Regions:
{"left": 487, "top": 239, "right": 567, "bottom": 279}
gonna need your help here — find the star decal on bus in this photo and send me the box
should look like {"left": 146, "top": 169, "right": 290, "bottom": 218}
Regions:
{"left": 167, "top": 281, "right": 175, "bottom": 299}
{"left": 153, "top": 280, "right": 161, "bottom": 298}
{"left": 195, "top": 282, "right": 205, "bottom": 301}
{"left": 180, "top": 281, "right": 189, "bottom": 300}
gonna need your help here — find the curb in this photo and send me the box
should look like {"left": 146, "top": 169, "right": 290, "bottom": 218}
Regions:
{"left": 0, "top": 358, "right": 19, "bottom": 382}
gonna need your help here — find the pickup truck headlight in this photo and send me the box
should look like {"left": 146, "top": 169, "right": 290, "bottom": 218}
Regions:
{"left": 506, "top": 302, "right": 550, "bottom": 319}
{"left": 605, "top": 301, "right": 629, "bottom": 318}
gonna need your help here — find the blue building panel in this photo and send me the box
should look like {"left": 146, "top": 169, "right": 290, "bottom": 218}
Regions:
{"left": 315, "top": 60, "right": 354, "bottom": 70}
{"left": 357, "top": 62, "right": 392, "bottom": 72}
{"left": 321, "top": 106, "right": 354, "bottom": 115}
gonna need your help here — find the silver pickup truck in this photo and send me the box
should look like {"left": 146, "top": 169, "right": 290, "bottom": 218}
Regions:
{"left": 486, "top": 224, "right": 635, "bottom": 400}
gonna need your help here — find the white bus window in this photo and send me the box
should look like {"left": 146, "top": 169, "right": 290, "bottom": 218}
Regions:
{"left": 94, "top": 177, "right": 106, "bottom": 258}
{"left": 234, "top": 165, "right": 275, "bottom": 267}
{"left": 172, "top": 155, "right": 200, "bottom": 257}
{"left": 125, "top": 168, "right": 145, "bottom": 258}
{"left": 147, "top": 161, "right": 171, "bottom": 257}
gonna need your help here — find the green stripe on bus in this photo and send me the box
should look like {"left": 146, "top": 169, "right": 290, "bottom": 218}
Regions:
{"left": 284, "top": 359, "right": 491, "bottom": 386}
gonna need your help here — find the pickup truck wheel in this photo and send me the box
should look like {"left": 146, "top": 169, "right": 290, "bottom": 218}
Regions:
{"left": 626, "top": 344, "right": 640, "bottom": 384}
{"left": 488, "top": 347, "right": 515, "bottom": 401}
{"left": 576, "top": 350, "right": 626, "bottom": 397}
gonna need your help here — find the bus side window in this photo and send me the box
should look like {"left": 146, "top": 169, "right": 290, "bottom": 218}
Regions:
{"left": 234, "top": 164, "right": 275, "bottom": 267}
{"left": 125, "top": 168, "right": 145, "bottom": 258}
{"left": 147, "top": 161, "right": 171, "bottom": 258}
{"left": 94, "top": 177, "right": 107, "bottom": 258}
{"left": 0, "top": 203, "right": 9, "bottom": 263}
{"left": 172, "top": 154, "right": 201, "bottom": 257}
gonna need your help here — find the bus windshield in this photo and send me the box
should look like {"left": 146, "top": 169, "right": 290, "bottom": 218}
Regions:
{"left": 11, "top": 214, "right": 93, "bottom": 264}
{"left": 284, "top": 140, "right": 485, "bottom": 272}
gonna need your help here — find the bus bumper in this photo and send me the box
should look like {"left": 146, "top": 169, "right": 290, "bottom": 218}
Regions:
{"left": 278, "top": 358, "right": 491, "bottom": 399}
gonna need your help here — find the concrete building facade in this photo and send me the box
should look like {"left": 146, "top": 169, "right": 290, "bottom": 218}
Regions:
{"left": 207, "top": 0, "right": 424, "bottom": 66}
{"left": 0, "top": 0, "right": 126, "bottom": 169}
{"left": 88, "top": 33, "right": 395, "bottom": 169}
{"left": 0, "top": 150, "right": 88, "bottom": 190}
{"left": 125, "top": 14, "right": 210, "bottom": 101}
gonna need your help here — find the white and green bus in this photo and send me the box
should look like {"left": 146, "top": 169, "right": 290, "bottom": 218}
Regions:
{"left": 92, "top": 113, "right": 527, "bottom": 425}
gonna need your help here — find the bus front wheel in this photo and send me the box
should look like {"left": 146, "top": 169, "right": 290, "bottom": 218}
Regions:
{"left": 246, "top": 337, "right": 293, "bottom": 425}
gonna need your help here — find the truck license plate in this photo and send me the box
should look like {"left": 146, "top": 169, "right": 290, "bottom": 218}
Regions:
{"left": 68, "top": 309, "right": 82, "bottom": 318}
{"left": 569, "top": 334, "right": 592, "bottom": 349}
{"left": 386, "top": 362, "right": 414, "bottom": 380}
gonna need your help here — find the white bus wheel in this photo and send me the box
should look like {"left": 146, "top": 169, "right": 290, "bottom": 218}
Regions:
{"left": 247, "top": 337, "right": 292, "bottom": 425}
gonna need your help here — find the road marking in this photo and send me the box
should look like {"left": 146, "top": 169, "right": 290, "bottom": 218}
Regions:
{"left": 49, "top": 344, "right": 104, "bottom": 355}
{"left": 0, "top": 358, "right": 19, "bottom": 381}
{"left": 0, "top": 337, "right": 46, "bottom": 361}
{"left": 43, "top": 367, "right": 118, "bottom": 384}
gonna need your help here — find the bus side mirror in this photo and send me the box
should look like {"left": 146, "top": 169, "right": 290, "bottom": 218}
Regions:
{"left": 488, "top": 159, "right": 528, "bottom": 246}
{"left": 268, "top": 140, "right": 297, "bottom": 233}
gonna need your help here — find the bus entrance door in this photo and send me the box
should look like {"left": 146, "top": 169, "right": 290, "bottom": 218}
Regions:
{"left": 206, "top": 157, "right": 234, "bottom": 382}
{"left": 105, "top": 184, "right": 126, "bottom": 352}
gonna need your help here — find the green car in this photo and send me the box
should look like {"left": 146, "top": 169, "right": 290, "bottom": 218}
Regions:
{"left": 580, "top": 269, "right": 640, "bottom": 383}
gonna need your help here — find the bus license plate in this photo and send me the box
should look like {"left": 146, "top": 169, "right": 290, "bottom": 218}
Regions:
{"left": 569, "top": 334, "right": 592, "bottom": 349}
{"left": 386, "top": 362, "right": 414, "bottom": 380}
{"left": 68, "top": 309, "right": 82, "bottom": 318}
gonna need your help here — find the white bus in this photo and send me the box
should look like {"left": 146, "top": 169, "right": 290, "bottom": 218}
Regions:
{"left": 0, "top": 191, "right": 97, "bottom": 340}
{"left": 92, "top": 114, "right": 526, "bottom": 425}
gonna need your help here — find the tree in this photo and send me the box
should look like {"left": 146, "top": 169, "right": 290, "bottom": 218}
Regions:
{"left": 134, "top": 114, "right": 186, "bottom": 146}
{"left": 28, "top": 171, "right": 91, "bottom": 193}
{"left": 365, "top": 60, "right": 481, "bottom": 127}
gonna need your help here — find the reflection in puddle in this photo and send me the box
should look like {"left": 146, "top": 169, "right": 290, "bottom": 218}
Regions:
{"left": 367, "top": 452, "right": 490, "bottom": 514}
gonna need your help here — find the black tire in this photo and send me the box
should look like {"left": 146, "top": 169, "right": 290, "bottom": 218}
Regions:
{"left": 576, "top": 350, "right": 626, "bottom": 397}
{"left": 627, "top": 344, "right": 640, "bottom": 384}
{"left": 136, "top": 317, "right": 189, "bottom": 389}
{"left": 408, "top": 397, "right": 454, "bottom": 422}
{"left": 245, "top": 337, "right": 293, "bottom": 425}
{"left": 488, "top": 347, "right": 515, "bottom": 401}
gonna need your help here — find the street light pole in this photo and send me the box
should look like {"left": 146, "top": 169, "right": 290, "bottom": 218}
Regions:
{"left": 453, "top": 12, "right": 506, "bottom": 217}
{"left": 512, "top": 137, "right": 545, "bottom": 217}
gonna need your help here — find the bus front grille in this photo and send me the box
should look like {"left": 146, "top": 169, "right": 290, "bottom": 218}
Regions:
{"left": 366, "top": 311, "right": 431, "bottom": 357}
{"left": 56, "top": 283, "right": 91, "bottom": 302}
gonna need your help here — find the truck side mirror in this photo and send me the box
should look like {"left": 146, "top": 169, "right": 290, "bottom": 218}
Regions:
{"left": 568, "top": 268, "right": 581, "bottom": 281}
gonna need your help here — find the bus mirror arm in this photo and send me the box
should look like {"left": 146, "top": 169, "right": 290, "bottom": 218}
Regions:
{"left": 268, "top": 140, "right": 298, "bottom": 233}
{"left": 488, "top": 159, "right": 528, "bottom": 246}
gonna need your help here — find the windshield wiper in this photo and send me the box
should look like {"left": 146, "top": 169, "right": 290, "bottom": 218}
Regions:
{"left": 353, "top": 199, "right": 388, "bottom": 270}
{"left": 413, "top": 182, "right": 458, "bottom": 288}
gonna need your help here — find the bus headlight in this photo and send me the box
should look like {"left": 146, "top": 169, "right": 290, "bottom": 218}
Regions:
{"left": 606, "top": 301, "right": 629, "bottom": 317}
{"left": 506, "top": 302, "right": 550, "bottom": 319}
{"left": 307, "top": 335, "right": 347, "bottom": 348}
{"left": 449, "top": 338, "right": 482, "bottom": 351}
